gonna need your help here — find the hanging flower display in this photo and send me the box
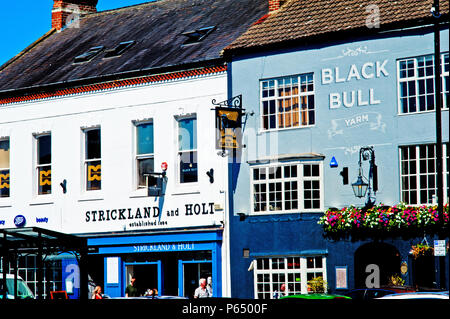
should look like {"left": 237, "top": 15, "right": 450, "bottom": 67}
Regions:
{"left": 317, "top": 203, "right": 449, "bottom": 238}
{"left": 410, "top": 243, "right": 434, "bottom": 259}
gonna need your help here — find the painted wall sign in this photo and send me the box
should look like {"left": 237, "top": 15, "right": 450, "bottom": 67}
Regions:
{"left": 83, "top": 202, "right": 220, "bottom": 231}
{"left": 36, "top": 217, "right": 49, "bottom": 223}
{"left": 133, "top": 242, "right": 196, "bottom": 253}
{"left": 327, "top": 112, "right": 386, "bottom": 139}
{"left": 321, "top": 59, "right": 389, "bottom": 109}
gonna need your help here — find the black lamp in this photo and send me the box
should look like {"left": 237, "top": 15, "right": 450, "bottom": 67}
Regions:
{"left": 352, "top": 174, "right": 368, "bottom": 198}
{"left": 352, "top": 146, "right": 377, "bottom": 208}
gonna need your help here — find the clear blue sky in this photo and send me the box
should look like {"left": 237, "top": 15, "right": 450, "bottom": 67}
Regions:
{"left": 0, "top": 0, "right": 152, "bottom": 66}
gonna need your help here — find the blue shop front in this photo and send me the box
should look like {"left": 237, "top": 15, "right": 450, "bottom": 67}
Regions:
{"left": 83, "top": 229, "right": 223, "bottom": 298}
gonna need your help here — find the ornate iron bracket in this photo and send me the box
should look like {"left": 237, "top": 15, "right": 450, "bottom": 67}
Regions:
{"left": 212, "top": 94, "right": 242, "bottom": 109}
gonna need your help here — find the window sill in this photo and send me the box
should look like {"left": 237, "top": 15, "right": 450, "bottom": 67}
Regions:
{"left": 0, "top": 199, "right": 12, "bottom": 208}
{"left": 170, "top": 181, "right": 200, "bottom": 195}
{"left": 257, "top": 124, "right": 315, "bottom": 135}
{"left": 29, "top": 195, "right": 54, "bottom": 206}
{"left": 129, "top": 188, "right": 149, "bottom": 198}
{"left": 398, "top": 108, "right": 449, "bottom": 116}
{"left": 78, "top": 190, "right": 104, "bottom": 202}
{"left": 247, "top": 210, "right": 323, "bottom": 216}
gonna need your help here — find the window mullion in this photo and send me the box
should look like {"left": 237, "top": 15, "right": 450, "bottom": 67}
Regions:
{"left": 416, "top": 145, "right": 422, "bottom": 204}
{"left": 298, "top": 163, "right": 304, "bottom": 211}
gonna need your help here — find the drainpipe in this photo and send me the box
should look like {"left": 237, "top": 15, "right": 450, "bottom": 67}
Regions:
{"left": 431, "top": 0, "right": 446, "bottom": 290}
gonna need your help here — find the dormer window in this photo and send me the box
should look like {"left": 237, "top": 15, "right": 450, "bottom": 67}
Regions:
{"left": 74, "top": 46, "right": 105, "bottom": 63}
{"left": 104, "top": 41, "right": 135, "bottom": 58}
{"left": 182, "top": 26, "right": 216, "bottom": 45}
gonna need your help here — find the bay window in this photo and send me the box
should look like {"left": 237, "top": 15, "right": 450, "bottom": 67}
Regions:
{"left": 251, "top": 161, "right": 323, "bottom": 214}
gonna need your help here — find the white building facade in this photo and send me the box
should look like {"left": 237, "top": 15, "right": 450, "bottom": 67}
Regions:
{"left": 0, "top": 68, "right": 231, "bottom": 298}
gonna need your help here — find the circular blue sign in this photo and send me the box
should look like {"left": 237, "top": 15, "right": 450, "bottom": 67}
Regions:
{"left": 14, "top": 215, "right": 26, "bottom": 228}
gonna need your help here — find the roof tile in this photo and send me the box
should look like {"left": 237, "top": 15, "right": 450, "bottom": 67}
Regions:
{"left": 226, "top": 0, "right": 449, "bottom": 52}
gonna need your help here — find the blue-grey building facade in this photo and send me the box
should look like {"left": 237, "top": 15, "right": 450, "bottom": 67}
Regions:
{"left": 226, "top": 24, "right": 449, "bottom": 298}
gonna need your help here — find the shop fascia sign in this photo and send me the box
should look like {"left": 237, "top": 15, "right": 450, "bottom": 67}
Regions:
{"left": 133, "top": 242, "right": 196, "bottom": 253}
{"left": 85, "top": 202, "right": 216, "bottom": 224}
{"left": 322, "top": 59, "right": 389, "bottom": 109}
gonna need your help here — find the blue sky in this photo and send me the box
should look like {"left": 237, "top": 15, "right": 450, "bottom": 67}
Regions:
{"left": 0, "top": 0, "right": 152, "bottom": 66}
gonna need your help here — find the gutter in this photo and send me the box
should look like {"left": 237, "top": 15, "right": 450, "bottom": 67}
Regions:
{"left": 0, "top": 58, "right": 226, "bottom": 101}
{"left": 222, "top": 16, "right": 449, "bottom": 59}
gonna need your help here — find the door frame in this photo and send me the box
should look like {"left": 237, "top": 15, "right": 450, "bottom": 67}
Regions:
{"left": 123, "top": 260, "right": 163, "bottom": 296}
{"left": 178, "top": 259, "right": 212, "bottom": 297}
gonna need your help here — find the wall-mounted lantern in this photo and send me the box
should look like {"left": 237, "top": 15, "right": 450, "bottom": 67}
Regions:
{"left": 352, "top": 146, "right": 378, "bottom": 208}
{"left": 352, "top": 175, "right": 368, "bottom": 198}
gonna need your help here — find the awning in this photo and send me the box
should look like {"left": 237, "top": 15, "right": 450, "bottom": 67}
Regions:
{"left": 247, "top": 152, "right": 325, "bottom": 165}
{"left": 0, "top": 227, "right": 86, "bottom": 253}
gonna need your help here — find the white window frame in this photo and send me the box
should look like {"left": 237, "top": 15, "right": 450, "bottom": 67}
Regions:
{"left": 82, "top": 126, "right": 101, "bottom": 192}
{"left": 397, "top": 52, "right": 449, "bottom": 115}
{"left": 176, "top": 114, "right": 198, "bottom": 185}
{"left": 253, "top": 255, "right": 327, "bottom": 299}
{"left": 399, "top": 143, "right": 449, "bottom": 205}
{"left": 260, "top": 73, "right": 315, "bottom": 132}
{"left": 250, "top": 161, "right": 324, "bottom": 215}
{"left": 0, "top": 137, "right": 10, "bottom": 198}
{"left": 134, "top": 120, "right": 155, "bottom": 189}
{"left": 34, "top": 133, "right": 52, "bottom": 196}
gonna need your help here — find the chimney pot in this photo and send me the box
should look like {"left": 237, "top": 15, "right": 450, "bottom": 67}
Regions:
{"left": 52, "top": 0, "right": 98, "bottom": 31}
{"left": 269, "top": 0, "right": 287, "bottom": 13}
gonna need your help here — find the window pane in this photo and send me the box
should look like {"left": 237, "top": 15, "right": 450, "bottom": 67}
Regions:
{"left": 86, "top": 160, "right": 101, "bottom": 190}
{"left": 0, "top": 139, "right": 10, "bottom": 196}
{"left": 0, "top": 169, "right": 10, "bottom": 197}
{"left": 37, "top": 135, "right": 51, "bottom": 165}
{"left": 137, "top": 123, "right": 154, "bottom": 155}
{"left": 137, "top": 157, "right": 154, "bottom": 186}
{"left": 180, "top": 151, "right": 198, "bottom": 183}
{"left": 0, "top": 139, "right": 9, "bottom": 168}
{"left": 178, "top": 118, "right": 197, "bottom": 151}
{"left": 86, "top": 129, "right": 101, "bottom": 160}
{"left": 38, "top": 165, "right": 51, "bottom": 195}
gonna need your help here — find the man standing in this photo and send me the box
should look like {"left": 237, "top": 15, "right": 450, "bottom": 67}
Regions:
{"left": 194, "top": 278, "right": 211, "bottom": 298}
{"left": 125, "top": 275, "right": 140, "bottom": 297}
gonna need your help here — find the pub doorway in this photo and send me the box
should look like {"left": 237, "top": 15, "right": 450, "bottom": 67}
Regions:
{"left": 124, "top": 261, "right": 161, "bottom": 296}
{"left": 354, "top": 242, "right": 401, "bottom": 288}
{"left": 412, "top": 254, "right": 435, "bottom": 289}
{"left": 179, "top": 260, "right": 212, "bottom": 298}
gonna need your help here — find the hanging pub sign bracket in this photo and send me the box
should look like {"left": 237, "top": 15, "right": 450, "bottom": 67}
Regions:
{"left": 212, "top": 95, "right": 245, "bottom": 151}
{"left": 212, "top": 94, "right": 242, "bottom": 109}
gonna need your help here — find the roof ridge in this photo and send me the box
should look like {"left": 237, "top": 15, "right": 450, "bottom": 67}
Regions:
{"left": 92, "top": 0, "right": 158, "bottom": 16}
{"left": 88, "top": 0, "right": 210, "bottom": 18}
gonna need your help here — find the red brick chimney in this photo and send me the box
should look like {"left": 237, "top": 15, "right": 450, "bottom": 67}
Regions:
{"left": 52, "top": 0, "right": 98, "bottom": 31}
{"left": 269, "top": 0, "right": 287, "bottom": 13}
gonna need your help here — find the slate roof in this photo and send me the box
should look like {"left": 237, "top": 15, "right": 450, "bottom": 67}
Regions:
{"left": 225, "top": 0, "right": 449, "bottom": 54}
{"left": 0, "top": 0, "right": 268, "bottom": 94}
